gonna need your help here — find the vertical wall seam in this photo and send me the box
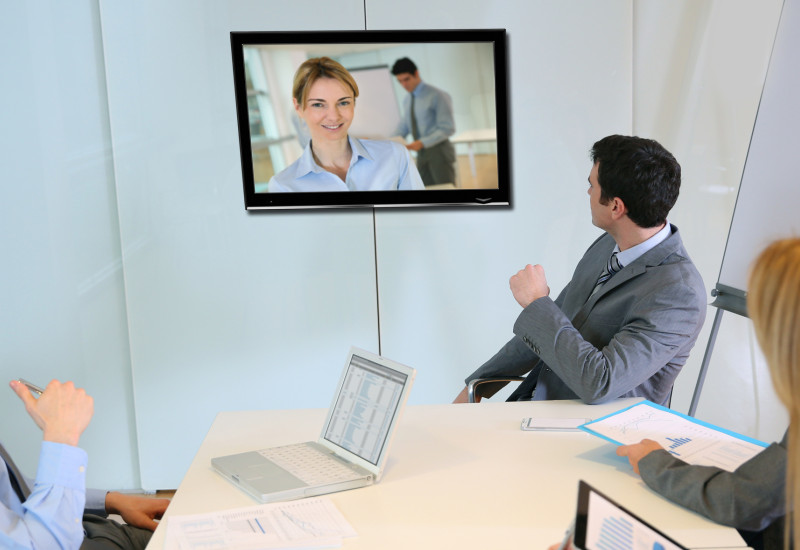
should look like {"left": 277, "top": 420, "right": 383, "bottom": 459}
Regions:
{"left": 95, "top": 0, "right": 147, "bottom": 490}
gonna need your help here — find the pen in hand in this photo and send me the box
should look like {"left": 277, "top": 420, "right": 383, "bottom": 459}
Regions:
{"left": 557, "top": 520, "right": 574, "bottom": 550}
{"left": 17, "top": 378, "right": 44, "bottom": 396}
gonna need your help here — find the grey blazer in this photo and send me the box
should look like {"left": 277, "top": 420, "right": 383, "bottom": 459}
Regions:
{"left": 639, "top": 430, "right": 787, "bottom": 548}
{"left": 466, "top": 225, "right": 706, "bottom": 405}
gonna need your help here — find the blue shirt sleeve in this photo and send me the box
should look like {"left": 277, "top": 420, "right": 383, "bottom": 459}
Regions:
{"left": 394, "top": 83, "right": 455, "bottom": 148}
{"left": 418, "top": 86, "right": 455, "bottom": 149}
{"left": 394, "top": 144, "right": 425, "bottom": 190}
{"left": 1, "top": 441, "right": 87, "bottom": 550}
{"left": 268, "top": 137, "right": 423, "bottom": 192}
{"left": 83, "top": 489, "right": 107, "bottom": 517}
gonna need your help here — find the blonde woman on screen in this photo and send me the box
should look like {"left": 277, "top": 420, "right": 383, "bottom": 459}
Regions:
{"left": 267, "top": 57, "right": 424, "bottom": 193}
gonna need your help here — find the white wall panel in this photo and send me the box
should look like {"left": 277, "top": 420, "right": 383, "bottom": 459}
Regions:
{"left": 99, "top": 0, "right": 376, "bottom": 488}
{"left": 367, "top": 0, "right": 633, "bottom": 403}
{"left": 0, "top": 1, "right": 140, "bottom": 488}
{"left": 632, "top": 0, "right": 784, "bottom": 441}
{"left": 3, "top": 0, "right": 783, "bottom": 493}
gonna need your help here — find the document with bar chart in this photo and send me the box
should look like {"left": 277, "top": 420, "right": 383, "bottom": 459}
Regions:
{"left": 165, "top": 497, "right": 356, "bottom": 549}
{"left": 580, "top": 400, "right": 768, "bottom": 472}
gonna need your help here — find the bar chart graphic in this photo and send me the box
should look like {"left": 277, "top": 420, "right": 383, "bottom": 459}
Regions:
{"left": 581, "top": 401, "right": 767, "bottom": 472}
{"left": 585, "top": 489, "right": 685, "bottom": 550}
{"left": 596, "top": 515, "right": 633, "bottom": 549}
{"left": 665, "top": 436, "right": 692, "bottom": 452}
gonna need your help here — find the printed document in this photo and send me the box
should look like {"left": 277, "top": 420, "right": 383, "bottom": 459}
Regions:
{"left": 580, "top": 400, "right": 768, "bottom": 472}
{"left": 164, "top": 497, "right": 357, "bottom": 549}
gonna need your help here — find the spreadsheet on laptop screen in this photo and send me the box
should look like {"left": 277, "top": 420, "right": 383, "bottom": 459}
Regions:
{"left": 324, "top": 355, "right": 407, "bottom": 465}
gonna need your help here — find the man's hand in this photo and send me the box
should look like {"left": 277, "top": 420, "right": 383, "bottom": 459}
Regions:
{"left": 10, "top": 379, "right": 94, "bottom": 447}
{"left": 406, "top": 140, "right": 424, "bottom": 152}
{"left": 616, "top": 439, "right": 664, "bottom": 474}
{"left": 105, "top": 492, "right": 170, "bottom": 531}
{"left": 509, "top": 264, "right": 550, "bottom": 308}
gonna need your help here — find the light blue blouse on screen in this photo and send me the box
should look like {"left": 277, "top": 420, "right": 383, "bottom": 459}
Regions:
{"left": 268, "top": 136, "right": 424, "bottom": 192}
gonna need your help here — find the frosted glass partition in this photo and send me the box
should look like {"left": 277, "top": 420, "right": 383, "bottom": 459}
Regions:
{"left": 365, "top": 0, "right": 632, "bottom": 401}
{"left": 0, "top": 1, "right": 140, "bottom": 489}
{"left": 632, "top": 0, "right": 784, "bottom": 441}
{"left": 99, "top": 0, "right": 376, "bottom": 489}
{"left": 99, "top": 0, "right": 635, "bottom": 489}
{"left": 3, "top": 0, "right": 788, "bottom": 495}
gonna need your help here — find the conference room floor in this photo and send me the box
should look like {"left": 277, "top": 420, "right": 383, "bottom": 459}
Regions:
{"left": 457, "top": 153, "right": 498, "bottom": 188}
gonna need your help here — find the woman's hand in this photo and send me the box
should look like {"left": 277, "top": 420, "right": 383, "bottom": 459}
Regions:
{"left": 616, "top": 439, "right": 664, "bottom": 474}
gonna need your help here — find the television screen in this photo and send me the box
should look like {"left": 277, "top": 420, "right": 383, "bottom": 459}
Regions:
{"left": 230, "top": 29, "right": 510, "bottom": 210}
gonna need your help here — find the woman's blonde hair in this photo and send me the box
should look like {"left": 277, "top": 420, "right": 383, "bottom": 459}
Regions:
{"left": 747, "top": 237, "right": 800, "bottom": 550}
{"left": 292, "top": 57, "right": 359, "bottom": 108}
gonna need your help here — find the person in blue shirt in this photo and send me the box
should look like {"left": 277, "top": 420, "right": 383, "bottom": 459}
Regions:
{"left": 391, "top": 57, "right": 457, "bottom": 187}
{"left": 267, "top": 57, "right": 423, "bottom": 193}
{"left": 2, "top": 379, "right": 170, "bottom": 549}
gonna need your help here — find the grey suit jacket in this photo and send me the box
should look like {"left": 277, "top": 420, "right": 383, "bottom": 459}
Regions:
{"left": 639, "top": 430, "right": 787, "bottom": 547}
{"left": 466, "top": 225, "right": 706, "bottom": 405}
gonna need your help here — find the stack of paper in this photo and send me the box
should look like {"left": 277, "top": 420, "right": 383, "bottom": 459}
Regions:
{"left": 164, "top": 497, "right": 357, "bottom": 549}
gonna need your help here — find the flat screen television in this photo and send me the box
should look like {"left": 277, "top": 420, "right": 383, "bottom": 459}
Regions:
{"left": 230, "top": 29, "right": 510, "bottom": 210}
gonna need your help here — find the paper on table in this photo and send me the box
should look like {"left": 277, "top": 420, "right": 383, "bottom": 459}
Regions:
{"left": 580, "top": 400, "right": 768, "bottom": 472}
{"left": 164, "top": 497, "right": 357, "bottom": 550}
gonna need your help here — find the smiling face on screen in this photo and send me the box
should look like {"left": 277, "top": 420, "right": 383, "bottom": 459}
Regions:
{"left": 294, "top": 77, "right": 355, "bottom": 145}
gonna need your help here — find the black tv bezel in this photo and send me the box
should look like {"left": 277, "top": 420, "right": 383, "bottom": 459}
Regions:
{"left": 230, "top": 28, "right": 511, "bottom": 211}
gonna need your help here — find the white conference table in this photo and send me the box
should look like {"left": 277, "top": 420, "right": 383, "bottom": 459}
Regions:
{"left": 146, "top": 399, "right": 746, "bottom": 549}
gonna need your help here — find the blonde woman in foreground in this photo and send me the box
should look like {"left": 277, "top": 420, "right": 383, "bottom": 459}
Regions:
{"left": 552, "top": 238, "right": 800, "bottom": 550}
{"left": 749, "top": 238, "right": 800, "bottom": 550}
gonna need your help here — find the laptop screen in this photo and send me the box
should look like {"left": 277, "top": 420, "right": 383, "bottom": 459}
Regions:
{"left": 323, "top": 353, "right": 409, "bottom": 465}
{"left": 573, "top": 481, "right": 688, "bottom": 550}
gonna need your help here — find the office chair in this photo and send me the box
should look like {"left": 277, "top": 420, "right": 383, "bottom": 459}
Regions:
{"left": 467, "top": 376, "right": 674, "bottom": 407}
{"left": 466, "top": 376, "right": 525, "bottom": 403}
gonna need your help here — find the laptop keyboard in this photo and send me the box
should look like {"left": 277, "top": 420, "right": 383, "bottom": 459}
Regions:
{"left": 259, "top": 443, "right": 360, "bottom": 486}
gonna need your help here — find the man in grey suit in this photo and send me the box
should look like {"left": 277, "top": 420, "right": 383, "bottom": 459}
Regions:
{"left": 454, "top": 134, "right": 706, "bottom": 406}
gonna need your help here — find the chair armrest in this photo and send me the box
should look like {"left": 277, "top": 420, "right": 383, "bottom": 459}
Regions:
{"left": 467, "top": 376, "right": 526, "bottom": 403}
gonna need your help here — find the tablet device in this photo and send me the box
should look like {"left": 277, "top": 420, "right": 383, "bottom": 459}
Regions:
{"left": 573, "top": 480, "right": 688, "bottom": 550}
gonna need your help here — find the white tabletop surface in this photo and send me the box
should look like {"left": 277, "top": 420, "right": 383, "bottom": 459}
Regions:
{"left": 146, "top": 399, "right": 746, "bottom": 549}
{"left": 451, "top": 128, "right": 497, "bottom": 143}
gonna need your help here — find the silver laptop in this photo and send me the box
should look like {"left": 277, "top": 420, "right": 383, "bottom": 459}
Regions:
{"left": 211, "top": 347, "right": 416, "bottom": 503}
{"left": 572, "top": 480, "right": 688, "bottom": 550}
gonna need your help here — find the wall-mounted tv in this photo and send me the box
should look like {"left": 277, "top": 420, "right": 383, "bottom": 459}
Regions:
{"left": 230, "top": 29, "right": 510, "bottom": 210}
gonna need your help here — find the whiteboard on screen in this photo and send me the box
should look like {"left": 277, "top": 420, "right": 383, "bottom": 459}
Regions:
{"left": 716, "top": 0, "right": 799, "bottom": 307}
{"left": 347, "top": 65, "right": 403, "bottom": 139}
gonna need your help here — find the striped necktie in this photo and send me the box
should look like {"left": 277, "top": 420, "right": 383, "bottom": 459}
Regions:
{"left": 591, "top": 251, "right": 622, "bottom": 296}
{"left": 410, "top": 93, "right": 420, "bottom": 141}
{"left": 0, "top": 442, "right": 31, "bottom": 501}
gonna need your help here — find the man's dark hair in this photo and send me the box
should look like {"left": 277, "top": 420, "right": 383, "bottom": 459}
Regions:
{"left": 590, "top": 135, "right": 681, "bottom": 228}
{"left": 391, "top": 57, "right": 418, "bottom": 76}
